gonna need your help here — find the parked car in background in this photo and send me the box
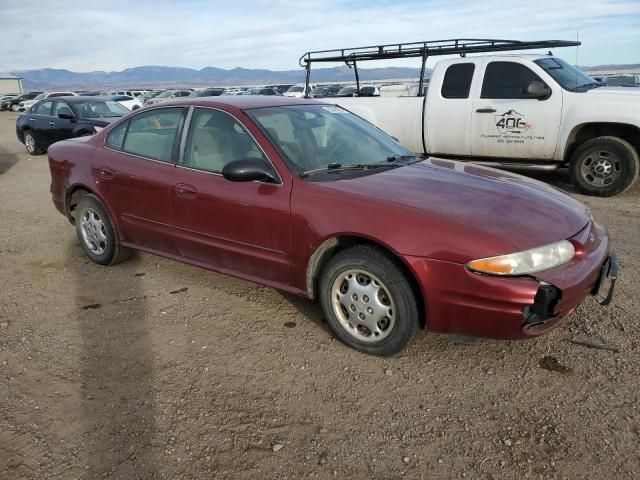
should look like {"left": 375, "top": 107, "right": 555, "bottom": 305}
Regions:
{"left": 139, "top": 90, "right": 165, "bottom": 104}
{"left": 17, "top": 96, "right": 129, "bottom": 155}
{"left": 308, "top": 85, "right": 342, "bottom": 98}
{"left": 20, "top": 91, "right": 78, "bottom": 111}
{"left": 189, "top": 88, "right": 225, "bottom": 98}
{"left": 335, "top": 86, "right": 358, "bottom": 97}
{"left": 109, "top": 90, "right": 148, "bottom": 97}
{"left": 284, "top": 84, "right": 315, "bottom": 97}
{"left": 1, "top": 92, "right": 42, "bottom": 112}
{"left": 145, "top": 89, "right": 192, "bottom": 105}
{"left": 110, "top": 94, "right": 143, "bottom": 111}
{"left": 46, "top": 96, "right": 615, "bottom": 356}
{"left": 266, "top": 84, "right": 295, "bottom": 95}
{"left": 358, "top": 85, "right": 380, "bottom": 97}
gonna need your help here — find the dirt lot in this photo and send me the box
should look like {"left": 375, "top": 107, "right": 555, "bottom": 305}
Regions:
{"left": 0, "top": 110, "right": 639, "bottom": 480}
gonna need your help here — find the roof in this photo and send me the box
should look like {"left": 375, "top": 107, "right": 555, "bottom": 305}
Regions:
{"left": 0, "top": 72, "right": 22, "bottom": 80}
{"left": 160, "top": 95, "right": 322, "bottom": 110}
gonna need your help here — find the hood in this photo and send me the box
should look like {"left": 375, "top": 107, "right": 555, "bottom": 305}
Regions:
{"left": 82, "top": 117, "right": 119, "bottom": 126}
{"left": 585, "top": 86, "right": 640, "bottom": 97}
{"left": 318, "top": 159, "right": 591, "bottom": 262}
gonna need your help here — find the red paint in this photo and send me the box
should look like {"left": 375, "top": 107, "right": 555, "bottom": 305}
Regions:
{"left": 47, "top": 97, "right": 610, "bottom": 340}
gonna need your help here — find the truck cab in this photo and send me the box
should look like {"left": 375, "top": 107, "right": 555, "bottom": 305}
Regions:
{"left": 330, "top": 52, "right": 640, "bottom": 197}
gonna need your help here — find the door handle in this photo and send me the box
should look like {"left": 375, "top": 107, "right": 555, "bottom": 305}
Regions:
{"left": 99, "top": 167, "right": 114, "bottom": 180}
{"left": 49, "top": 122, "right": 56, "bottom": 126}
{"left": 175, "top": 183, "right": 197, "bottom": 198}
{"left": 475, "top": 108, "right": 497, "bottom": 113}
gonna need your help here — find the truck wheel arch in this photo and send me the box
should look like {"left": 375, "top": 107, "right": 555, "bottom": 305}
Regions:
{"left": 564, "top": 122, "right": 640, "bottom": 163}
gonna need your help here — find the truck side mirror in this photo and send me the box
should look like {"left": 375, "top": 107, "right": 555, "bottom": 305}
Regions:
{"left": 525, "top": 81, "right": 551, "bottom": 100}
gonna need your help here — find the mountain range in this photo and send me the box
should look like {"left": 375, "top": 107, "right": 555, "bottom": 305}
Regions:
{"left": 11, "top": 65, "right": 426, "bottom": 90}
{"left": 10, "top": 63, "right": 639, "bottom": 90}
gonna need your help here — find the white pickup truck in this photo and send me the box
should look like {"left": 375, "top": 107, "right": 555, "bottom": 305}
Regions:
{"left": 304, "top": 41, "right": 640, "bottom": 196}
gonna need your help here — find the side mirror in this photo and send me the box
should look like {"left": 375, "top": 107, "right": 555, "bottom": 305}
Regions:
{"left": 58, "top": 113, "right": 75, "bottom": 120}
{"left": 222, "top": 158, "right": 279, "bottom": 184}
{"left": 524, "top": 81, "right": 550, "bottom": 99}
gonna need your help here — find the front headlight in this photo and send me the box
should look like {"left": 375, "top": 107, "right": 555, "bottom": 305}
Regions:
{"left": 467, "top": 240, "right": 575, "bottom": 276}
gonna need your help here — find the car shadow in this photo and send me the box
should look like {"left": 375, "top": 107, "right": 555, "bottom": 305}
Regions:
{"left": 0, "top": 144, "right": 20, "bottom": 175}
{"left": 279, "top": 292, "right": 334, "bottom": 336}
{"left": 65, "top": 240, "right": 155, "bottom": 478}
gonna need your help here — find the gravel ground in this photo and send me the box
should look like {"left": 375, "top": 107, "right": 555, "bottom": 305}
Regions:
{"left": 0, "top": 110, "right": 639, "bottom": 480}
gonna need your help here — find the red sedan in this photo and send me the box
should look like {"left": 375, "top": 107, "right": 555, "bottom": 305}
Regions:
{"left": 47, "top": 96, "right": 617, "bottom": 355}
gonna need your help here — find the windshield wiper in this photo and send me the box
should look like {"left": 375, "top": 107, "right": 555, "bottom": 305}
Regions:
{"left": 301, "top": 162, "right": 393, "bottom": 178}
{"left": 385, "top": 154, "right": 423, "bottom": 163}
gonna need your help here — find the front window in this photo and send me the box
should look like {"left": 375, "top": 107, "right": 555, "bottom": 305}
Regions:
{"left": 246, "top": 105, "right": 412, "bottom": 178}
{"left": 78, "top": 100, "right": 129, "bottom": 119}
{"left": 481, "top": 62, "right": 546, "bottom": 99}
{"left": 534, "top": 57, "right": 599, "bottom": 92}
{"left": 182, "top": 108, "right": 267, "bottom": 173}
{"left": 287, "top": 86, "right": 304, "bottom": 93}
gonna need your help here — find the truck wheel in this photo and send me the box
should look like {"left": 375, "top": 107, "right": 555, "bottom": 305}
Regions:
{"left": 569, "top": 136, "right": 639, "bottom": 197}
{"left": 23, "top": 131, "right": 43, "bottom": 155}
{"left": 74, "top": 195, "right": 132, "bottom": 266}
{"left": 319, "top": 245, "right": 420, "bottom": 356}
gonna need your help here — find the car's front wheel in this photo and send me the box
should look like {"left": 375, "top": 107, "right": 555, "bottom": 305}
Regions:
{"left": 74, "top": 195, "right": 132, "bottom": 265}
{"left": 319, "top": 245, "right": 420, "bottom": 356}
{"left": 11, "top": 104, "right": 20, "bottom": 112}
{"left": 569, "top": 136, "right": 639, "bottom": 197}
{"left": 23, "top": 131, "right": 43, "bottom": 155}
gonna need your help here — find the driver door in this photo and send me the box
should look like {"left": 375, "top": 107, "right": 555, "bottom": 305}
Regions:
{"left": 169, "top": 107, "right": 292, "bottom": 284}
{"left": 470, "top": 60, "right": 562, "bottom": 160}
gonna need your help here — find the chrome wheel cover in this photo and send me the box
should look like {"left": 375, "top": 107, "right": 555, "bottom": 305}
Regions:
{"left": 80, "top": 208, "right": 108, "bottom": 255}
{"left": 24, "top": 134, "right": 35, "bottom": 153}
{"left": 331, "top": 269, "right": 396, "bottom": 343}
{"left": 580, "top": 150, "right": 621, "bottom": 187}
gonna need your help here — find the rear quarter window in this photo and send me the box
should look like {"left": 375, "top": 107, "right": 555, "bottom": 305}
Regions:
{"left": 441, "top": 63, "right": 475, "bottom": 99}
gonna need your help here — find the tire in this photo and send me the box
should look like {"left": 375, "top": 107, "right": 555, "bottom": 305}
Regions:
{"left": 319, "top": 245, "right": 420, "bottom": 356}
{"left": 11, "top": 103, "right": 20, "bottom": 112}
{"left": 569, "top": 136, "right": 639, "bottom": 197}
{"left": 74, "top": 195, "right": 132, "bottom": 266}
{"left": 23, "top": 131, "right": 43, "bottom": 155}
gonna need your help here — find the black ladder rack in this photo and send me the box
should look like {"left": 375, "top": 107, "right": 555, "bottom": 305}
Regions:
{"left": 299, "top": 38, "right": 580, "bottom": 97}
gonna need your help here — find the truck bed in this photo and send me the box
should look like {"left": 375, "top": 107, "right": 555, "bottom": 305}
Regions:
{"left": 326, "top": 97, "right": 426, "bottom": 154}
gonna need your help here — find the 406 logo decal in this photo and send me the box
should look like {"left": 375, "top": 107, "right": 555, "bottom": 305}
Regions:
{"left": 495, "top": 110, "right": 532, "bottom": 134}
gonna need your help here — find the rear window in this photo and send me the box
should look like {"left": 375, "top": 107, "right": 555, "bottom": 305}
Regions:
{"left": 441, "top": 63, "right": 475, "bottom": 99}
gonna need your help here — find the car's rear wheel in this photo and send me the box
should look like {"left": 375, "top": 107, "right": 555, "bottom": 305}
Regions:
{"left": 74, "top": 195, "right": 132, "bottom": 265}
{"left": 23, "top": 131, "right": 43, "bottom": 155}
{"left": 569, "top": 136, "right": 639, "bottom": 197}
{"left": 11, "top": 104, "right": 20, "bottom": 112}
{"left": 319, "top": 245, "right": 420, "bottom": 356}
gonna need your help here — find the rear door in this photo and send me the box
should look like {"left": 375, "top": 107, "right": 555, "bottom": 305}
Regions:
{"left": 27, "top": 100, "right": 54, "bottom": 145}
{"left": 98, "top": 107, "right": 186, "bottom": 254}
{"left": 425, "top": 60, "right": 478, "bottom": 156}
{"left": 169, "top": 107, "right": 292, "bottom": 284}
{"left": 470, "top": 60, "right": 562, "bottom": 159}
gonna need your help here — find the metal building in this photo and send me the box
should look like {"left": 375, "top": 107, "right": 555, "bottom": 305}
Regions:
{"left": 0, "top": 73, "right": 24, "bottom": 95}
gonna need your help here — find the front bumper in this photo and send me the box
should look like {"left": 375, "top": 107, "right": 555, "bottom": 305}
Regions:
{"left": 405, "top": 221, "right": 614, "bottom": 340}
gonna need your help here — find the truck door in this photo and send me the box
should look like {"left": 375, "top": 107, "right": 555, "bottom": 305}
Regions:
{"left": 425, "top": 61, "right": 477, "bottom": 156}
{"left": 470, "top": 60, "right": 562, "bottom": 160}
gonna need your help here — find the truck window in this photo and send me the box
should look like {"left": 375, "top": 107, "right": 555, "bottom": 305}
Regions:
{"left": 441, "top": 63, "right": 475, "bottom": 99}
{"left": 481, "top": 62, "right": 544, "bottom": 99}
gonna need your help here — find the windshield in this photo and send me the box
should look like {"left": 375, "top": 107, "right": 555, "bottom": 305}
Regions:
{"left": 287, "top": 86, "right": 304, "bottom": 93}
{"left": 534, "top": 57, "right": 599, "bottom": 92}
{"left": 156, "top": 90, "right": 175, "bottom": 98}
{"left": 77, "top": 100, "right": 129, "bottom": 119}
{"left": 246, "top": 104, "right": 412, "bottom": 178}
{"left": 33, "top": 93, "right": 46, "bottom": 101}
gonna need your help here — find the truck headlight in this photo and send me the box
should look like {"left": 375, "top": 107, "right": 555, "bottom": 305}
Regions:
{"left": 467, "top": 240, "right": 575, "bottom": 276}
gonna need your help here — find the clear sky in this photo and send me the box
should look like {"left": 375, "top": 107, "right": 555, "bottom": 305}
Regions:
{"left": 1, "top": 0, "right": 639, "bottom": 72}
